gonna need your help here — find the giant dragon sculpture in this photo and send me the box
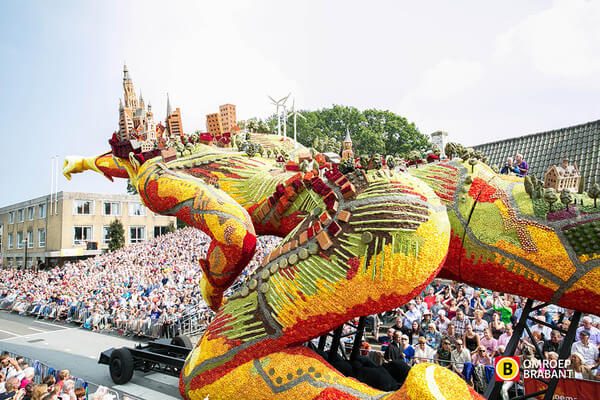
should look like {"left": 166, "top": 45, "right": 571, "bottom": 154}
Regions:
{"left": 64, "top": 133, "right": 600, "bottom": 400}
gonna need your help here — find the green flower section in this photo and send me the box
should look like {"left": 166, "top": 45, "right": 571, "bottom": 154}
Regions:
{"left": 563, "top": 221, "right": 600, "bottom": 256}
{"left": 470, "top": 202, "right": 521, "bottom": 247}
{"left": 512, "top": 183, "right": 534, "bottom": 216}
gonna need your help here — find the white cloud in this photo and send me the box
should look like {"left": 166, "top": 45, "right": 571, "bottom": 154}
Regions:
{"left": 495, "top": 0, "right": 600, "bottom": 80}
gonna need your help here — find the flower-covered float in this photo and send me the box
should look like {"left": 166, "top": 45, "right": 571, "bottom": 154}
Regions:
{"left": 63, "top": 132, "right": 600, "bottom": 400}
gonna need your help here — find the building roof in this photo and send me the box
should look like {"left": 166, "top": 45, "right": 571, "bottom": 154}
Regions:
{"left": 344, "top": 127, "right": 352, "bottom": 143}
{"left": 473, "top": 119, "right": 600, "bottom": 190}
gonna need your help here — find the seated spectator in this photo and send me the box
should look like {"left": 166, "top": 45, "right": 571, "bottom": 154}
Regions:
{"left": 480, "top": 328, "right": 498, "bottom": 358}
{"left": 575, "top": 316, "right": 600, "bottom": 346}
{"left": 423, "top": 287, "right": 436, "bottom": 309}
{"left": 435, "top": 310, "right": 450, "bottom": 334}
{"left": 442, "top": 323, "right": 458, "bottom": 348}
{"left": 451, "top": 339, "right": 471, "bottom": 378}
{"left": 414, "top": 337, "right": 435, "bottom": 364}
{"left": 18, "top": 368, "right": 34, "bottom": 389}
{"left": 435, "top": 339, "right": 452, "bottom": 368}
{"left": 378, "top": 328, "right": 395, "bottom": 348}
{"left": 472, "top": 310, "right": 488, "bottom": 337}
{"left": 543, "top": 330, "right": 563, "bottom": 359}
{"left": 463, "top": 324, "right": 480, "bottom": 354}
{"left": 420, "top": 311, "right": 433, "bottom": 332}
{"left": 408, "top": 321, "right": 423, "bottom": 346}
{"left": 452, "top": 309, "right": 469, "bottom": 338}
{"left": 472, "top": 345, "right": 493, "bottom": 367}
{"left": 400, "top": 335, "right": 415, "bottom": 364}
{"left": 497, "top": 323, "right": 513, "bottom": 349}
{"left": 0, "top": 377, "right": 18, "bottom": 400}
{"left": 500, "top": 157, "right": 520, "bottom": 175}
{"left": 74, "top": 388, "right": 86, "bottom": 400}
{"left": 571, "top": 331, "right": 599, "bottom": 368}
{"left": 383, "top": 331, "right": 404, "bottom": 362}
{"left": 566, "top": 352, "right": 597, "bottom": 380}
{"left": 424, "top": 323, "right": 442, "bottom": 350}
{"left": 515, "top": 153, "right": 528, "bottom": 176}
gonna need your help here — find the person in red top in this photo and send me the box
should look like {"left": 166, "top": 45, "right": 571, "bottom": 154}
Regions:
{"left": 423, "top": 287, "right": 436, "bottom": 309}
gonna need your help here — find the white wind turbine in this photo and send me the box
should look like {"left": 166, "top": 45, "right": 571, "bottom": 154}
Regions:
{"left": 288, "top": 98, "right": 306, "bottom": 149}
{"left": 268, "top": 93, "right": 290, "bottom": 136}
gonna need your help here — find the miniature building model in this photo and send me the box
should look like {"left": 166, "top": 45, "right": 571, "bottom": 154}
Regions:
{"left": 341, "top": 129, "right": 354, "bottom": 160}
{"left": 165, "top": 93, "right": 183, "bottom": 138}
{"left": 544, "top": 159, "right": 581, "bottom": 192}
{"left": 219, "top": 104, "right": 237, "bottom": 133}
{"left": 431, "top": 131, "right": 448, "bottom": 158}
{"left": 474, "top": 120, "right": 600, "bottom": 190}
{"left": 206, "top": 113, "right": 223, "bottom": 137}
{"left": 118, "top": 65, "right": 157, "bottom": 141}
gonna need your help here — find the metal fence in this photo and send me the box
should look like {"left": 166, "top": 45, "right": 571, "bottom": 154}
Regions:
{"left": 0, "top": 297, "right": 209, "bottom": 340}
{"left": 3, "top": 350, "right": 142, "bottom": 400}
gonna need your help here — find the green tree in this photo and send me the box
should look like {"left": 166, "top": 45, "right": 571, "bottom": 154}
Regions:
{"left": 588, "top": 182, "right": 600, "bottom": 208}
{"left": 560, "top": 189, "right": 573, "bottom": 211}
{"left": 524, "top": 175, "right": 534, "bottom": 199}
{"left": 468, "top": 158, "right": 478, "bottom": 173}
{"left": 445, "top": 142, "right": 456, "bottom": 159}
{"left": 266, "top": 105, "right": 429, "bottom": 157}
{"left": 544, "top": 188, "right": 558, "bottom": 213}
{"left": 107, "top": 219, "right": 125, "bottom": 251}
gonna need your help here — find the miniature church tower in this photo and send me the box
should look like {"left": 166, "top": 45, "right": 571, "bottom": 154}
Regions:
{"left": 341, "top": 127, "right": 354, "bottom": 159}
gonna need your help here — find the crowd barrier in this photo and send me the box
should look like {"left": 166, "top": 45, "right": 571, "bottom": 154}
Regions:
{"left": 3, "top": 350, "right": 142, "bottom": 400}
{"left": 0, "top": 297, "right": 209, "bottom": 340}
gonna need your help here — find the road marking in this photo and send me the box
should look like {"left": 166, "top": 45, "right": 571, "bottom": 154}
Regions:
{"left": 26, "top": 326, "right": 45, "bottom": 332}
{"left": 113, "top": 382, "right": 180, "bottom": 400}
{"left": 0, "top": 329, "right": 18, "bottom": 337}
{"left": 0, "top": 327, "right": 78, "bottom": 342}
{"left": 144, "top": 372, "right": 179, "bottom": 385}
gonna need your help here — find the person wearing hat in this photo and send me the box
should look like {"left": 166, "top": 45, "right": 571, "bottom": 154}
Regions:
{"left": 571, "top": 330, "right": 600, "bottom": 368}
{"left": 567, "top": 352, "right": 597, "bottom": 380}
{"left": 420, "top": 310, "right": 433, "bottom": 332}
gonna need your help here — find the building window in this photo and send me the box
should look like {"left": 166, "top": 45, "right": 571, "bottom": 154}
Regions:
{"left": 27, "top": 231, "right": 33, "bottom": 248}
{"left": 128, "top": 203, "right": 146, "bottom": 216}
{"left": 129, "top": 226, "right": 145, "bottom": 244}
{"left": 73, "top": 226, "right": 92, "bottom": 245}
{"left": 38, "top": 229, "right": 46, "bottom": 247}
{"left": 8, "top": 233, "right": 13, "bottom": 250}
{"left": 18, "top": 209, "right": 24, "bottom": 222}
{"left": 17, "top": 231, "right": 24, "bottom": 249}
{"left": 73, "top": 200, "right": 93, "bottom": 215}
{"left": 102, "top": 226, "right": 110, "bottom": 245}
{"left": 103, "top": 202, "right": 121, "bottom": 216}
{"left": 8, "top": 211, "right": 14, "bottom": 224}
{"left": 38, "top": 204, "right": 47, "bottom": 219}
{"left": 154, "top": 226, "right": 169, "bottom": 237}
{"left": 27, "top": 207, "right": 35, "bottom": 220}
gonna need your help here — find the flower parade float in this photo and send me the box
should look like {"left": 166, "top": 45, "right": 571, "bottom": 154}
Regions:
{"left": 63, "top": 132, "right": 600, "bottom": 400}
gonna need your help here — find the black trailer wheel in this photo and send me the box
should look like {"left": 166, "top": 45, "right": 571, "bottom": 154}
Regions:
{"left": 109, "top": 347, "right": 134, "bottom": 384}
{"left": 171, "top": 334, "right": 193, "bottom": 349}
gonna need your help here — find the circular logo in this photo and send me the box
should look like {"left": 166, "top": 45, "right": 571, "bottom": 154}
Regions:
{"left": 495, "top": 357, "right": 520, "bottom": 381}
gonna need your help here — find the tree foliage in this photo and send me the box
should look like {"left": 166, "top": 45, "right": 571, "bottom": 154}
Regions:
{"left": 107, "top": 219, "right": 125, "bottom": 252}
{"left": 263, "top": 105, "right": 429, "bottom": 157}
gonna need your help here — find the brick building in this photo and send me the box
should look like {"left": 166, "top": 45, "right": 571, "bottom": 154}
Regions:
{"left": 219, "top": 104, "right": 237, "bottom": 133}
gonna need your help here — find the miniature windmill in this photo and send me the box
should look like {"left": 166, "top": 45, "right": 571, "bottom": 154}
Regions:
{"left": 288, "top": 99, "right": 306, "bottom": 149}
{"left": 268, "top": 93, "right": 290, "bottom": 136}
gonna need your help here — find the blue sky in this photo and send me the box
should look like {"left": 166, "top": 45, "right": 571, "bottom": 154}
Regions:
{"left": 2, "top": 0, "right": 600, "bottom": 206}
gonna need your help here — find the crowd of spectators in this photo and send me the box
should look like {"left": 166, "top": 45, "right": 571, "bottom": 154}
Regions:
{"left": 0, "top": 228, "right": 279, "bottom": 338}
{"left": 368, "top": 278, "right": 600, "bottom": 395}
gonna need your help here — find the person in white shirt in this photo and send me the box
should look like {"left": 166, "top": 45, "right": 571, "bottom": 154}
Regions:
{"left": 451, "top": 339, "right": 472, "bottom": 378}
{"left": 413, "top": 337, "right": 435, "bottom": 364}
{"left": 571, "top": 331, "right": 599, "bottom": 368}
{"left": 530, "top": 321, "right": 551, "bottom": 341}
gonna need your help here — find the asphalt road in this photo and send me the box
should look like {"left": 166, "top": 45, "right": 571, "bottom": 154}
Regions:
{"left": 0, "top": 311, "right": 181, "bottom": 399}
